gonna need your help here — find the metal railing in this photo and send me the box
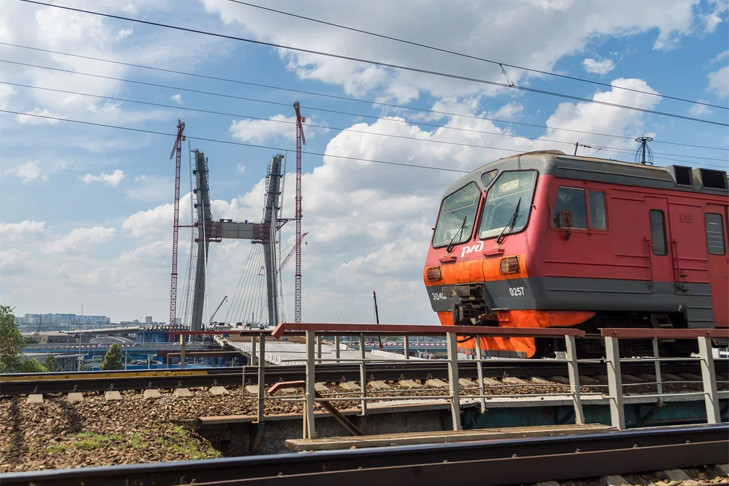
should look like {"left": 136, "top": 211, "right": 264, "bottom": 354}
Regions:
{"left": 270, "top": 324, "right": 591, "bottom": 438}
{"left": 181, "top": 325, "right": 728, "bottom": 438}
{"left": 600, "top": 328, "right": 727, "bottom": 429}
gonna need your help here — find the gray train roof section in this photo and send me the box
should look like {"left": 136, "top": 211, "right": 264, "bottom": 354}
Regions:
{"left": 442, "top": 150, "right": 729, "bottom": 198}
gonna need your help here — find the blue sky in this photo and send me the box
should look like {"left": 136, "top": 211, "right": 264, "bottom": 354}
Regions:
{"left": 0, "top": 0, "right": 727, "bottom": 324}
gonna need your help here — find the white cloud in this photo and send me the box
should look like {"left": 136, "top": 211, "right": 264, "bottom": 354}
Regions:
{"left": 15, "top": 108, "right": 64, "bottom": 125}
{"left": 116, "top": 27, "right": 133, "bottom": 40}
{"left": 4, "top": 160, "right": 67, "bottom": 184}
{"left": 688, "top": 103, "right": 711, "bottom": 116}
{"left": 711, "top": 49, "right": 729, "bottom": 63}
{"left": 0, "top": 220, "right": 50, "bottom": 247}
{"left": 707, "top": 65, "right": 729, "bottom": 98}
{"left": 540, "top": 78, "right": 660, "bottom": 152}
{"left": 170, "top": 93, "right": 183, "bottom": 105}
{"left": 6, "top": 161, "right": 45, "bottom": 183}
{"left": 80, "top": 169, "right": 126, "bottom": 187}
{"left": 0, "top": 248, "right": 28, "bottom": 274}
{"left": 583, "top": 58, "right": 616, "bottom": 75}
{"left": 229, "top": 114, "right": 296, "bottom": 143}
{"left": 46, "top": 226, "right": 116, "bottom": 254}
{"left": 0, "top": 84, "right": 14, "bottom": 110}
{"left": 202, "top": 0, "right": 714, "bottom": 102}
{"left": 236, "top": 163, "right": 246, "bottom": 175}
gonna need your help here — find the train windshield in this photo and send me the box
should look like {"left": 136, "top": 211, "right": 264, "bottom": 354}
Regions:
{"left": 478, "top": 170, "right": 537, "bottom": 239}
{"left": 432, "top": 182, "right": 481, "bottom": 248}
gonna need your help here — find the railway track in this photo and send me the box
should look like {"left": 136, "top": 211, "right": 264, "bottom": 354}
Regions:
{"left": 0, "top": 359, "right": 715, "bottom": 396}
{"left": 1, "top": 424, "right": 726, "bottom": 485}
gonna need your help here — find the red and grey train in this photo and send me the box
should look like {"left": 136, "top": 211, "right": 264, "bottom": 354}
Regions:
{"left": 423, "top": 150, "right": 729, "bottom": 357}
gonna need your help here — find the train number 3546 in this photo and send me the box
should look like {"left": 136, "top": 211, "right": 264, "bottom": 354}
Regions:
{"left": 509, "top": 286, "right": 525, "bottom": 297}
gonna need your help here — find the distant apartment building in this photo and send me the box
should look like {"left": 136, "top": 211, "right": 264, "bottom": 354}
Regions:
{"left": 18, "top": 313, "right": 111, "bottom": 327}
{"left": 120, "top": 318, "right": 167, "bottom": 327}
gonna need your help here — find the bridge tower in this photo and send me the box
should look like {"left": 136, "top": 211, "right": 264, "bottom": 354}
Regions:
{"left": 189, "top": 152, "right": 284, "bottom": 332}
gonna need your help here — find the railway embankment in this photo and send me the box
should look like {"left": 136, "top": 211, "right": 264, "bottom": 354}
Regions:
{"left": 1, "top": 368, "right": 727, "bottom": 472}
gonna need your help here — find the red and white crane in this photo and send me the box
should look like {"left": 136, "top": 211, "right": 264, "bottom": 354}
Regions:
{"left": 169, "top": 120, "right": 185, "bottom": 328}
{"left": 293, "top": 102, "right": 306, "bottom": 323}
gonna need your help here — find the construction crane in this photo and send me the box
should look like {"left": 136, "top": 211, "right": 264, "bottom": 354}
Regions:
{"left": 168, "top": 120, "right": 185, "bottom": 328}
{"left": 293, "top": 102, "right": 306, "bottom": 323}
{"left": 279, "top": 232, "right": 308, "bottom": 272}
{"left": 209, "top": 295, "right": 227, "bottom": 326}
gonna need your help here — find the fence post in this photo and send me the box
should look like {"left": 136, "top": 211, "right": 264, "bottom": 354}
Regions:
{"left": 316, "top": 335, "right": 322, "bottom": 362}
{"left": 564, "top": 334, "right": 584, "bottom": 425}
{"left": 605, "top": 336, "right": 625, "bottom": 430}
{"left": 179, "top": 334, "right": 186, "bottom": 370}
{"left": 304, "top": 330, "right": 316, "bottom": 438}
{"left": 257, "top": 331, "right": 266, "bottom": 424}
{"left": 475, "top": 336, "right": 486, "bottom": 414}
{"left": 359, "top": 333, "right": 367, "bottom": 416}
{"left": 250, "top": 336, "right": 257, "bottom": 366}
{"left": 446, "top": 332, "right": 462, "bottom": 431}
{"left": 403, "top": 336, "right": 410, "bottom": 359}
{"left": 697, "top": 336, "right": 720, "bottom": 424}
{"left": 652, "top": 337, "right": 664, "bottom": 406}
{"left": 335, "top": 335, "right": 341, "bottom": 363}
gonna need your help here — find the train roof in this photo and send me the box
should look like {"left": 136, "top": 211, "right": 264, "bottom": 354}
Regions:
{"left": 444, "top": 150, "right": 729, "bottom": 198}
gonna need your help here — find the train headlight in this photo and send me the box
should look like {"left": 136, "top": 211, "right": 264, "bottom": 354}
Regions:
{"left": 426, "top": 266, "right": 442, "bottom": 281}
{"left": 499, "top": 256, "right": 520, "bottom": 274}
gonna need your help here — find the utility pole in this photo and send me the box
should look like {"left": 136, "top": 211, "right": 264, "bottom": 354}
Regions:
{"left": 293, "top": 102, "right": 306, "bottom": 323}
{"left": 372, "top": 290, "right": 384, "bottom": 350}
{"left": 169, "top": 120, "right": 186, "bottom": 331}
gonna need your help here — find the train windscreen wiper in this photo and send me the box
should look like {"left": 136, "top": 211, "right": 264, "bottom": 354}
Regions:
{"left": 496, "top": 198, "right": 521, "bottom": 244}
{"left": 446, "top": 216, "right": 467, "bottom": 253}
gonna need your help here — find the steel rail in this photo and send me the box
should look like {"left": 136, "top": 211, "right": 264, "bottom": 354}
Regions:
{"left": 0, "top": 360, "right": 714, "bottom": 396}
{"left": 0, "top": 425, "right": 725, "bottom": 485}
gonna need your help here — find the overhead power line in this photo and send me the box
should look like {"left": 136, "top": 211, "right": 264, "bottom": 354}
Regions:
{"left": 13, "top": 0, "right": 729, "bottom": 128}
{"left": 225, "top": 0, "right": 728, "bottom": 112}
{"left": 2, "top": 44, "right": 727, "bottom": 153}
{"left": 3, "top": 80, "right": 726, "bottom": 165}
{"left": 2, "top": 61, "right": 727, "bottom": 165}
{"left": 2, "top": 107, "right": 725, "bottom": 169}
{"left": 0, "top": 108, "right": 470, "bottom": 173}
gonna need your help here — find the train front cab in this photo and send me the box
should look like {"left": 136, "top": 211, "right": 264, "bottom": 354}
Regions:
{"left": 424, "top": 152, "right": 729, "bottom": 357}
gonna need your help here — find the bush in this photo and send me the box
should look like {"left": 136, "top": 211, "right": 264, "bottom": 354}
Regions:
{"left": 44, "top": 354, "right": 61, "bottom": 372}
{"left": 0, "top": 306, "right": 27, "bottom": 373}
{"left": 18, "top": 358, "right": 48, "bottom": 373}
{"left": 101, "top": 344, "right": 123, "bottom": 370}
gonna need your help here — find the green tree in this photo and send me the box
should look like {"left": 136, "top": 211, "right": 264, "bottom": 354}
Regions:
{"left": 0, "top": 306, "right": 25, "bottom": 373}
{"left": 19, "top": 358, "right": 48, "bottom": 373}
{"left": 101, "top": 344, "right": 123, "bottom": 370}
{"left": 44, "top": 354, "right": 61, "bottom": 372}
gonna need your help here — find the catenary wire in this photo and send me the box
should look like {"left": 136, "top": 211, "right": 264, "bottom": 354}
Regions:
{"left": 3, "top": 79, "right": 726, "bottom": 165}
{"left": 2, "top": 108, "right": 725, "bottom": 169}
{"left": 3, "top": 58, "right": 727, "bottom": 162}
{"left": 12, "top": 0, "right": 729, "bottom": 128}
{"left": 1, "top": 42, "right": 726, "bottom": 153}
{"left": 0, "top": 108, "right": 473, "bottom": 173}
{"left": 224, "top": 0, "right": 728, "bottom": 111}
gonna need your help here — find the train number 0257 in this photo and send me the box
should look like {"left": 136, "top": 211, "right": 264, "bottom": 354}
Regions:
{"left": 508, "top": 286, "right": 525, "bottom": 297}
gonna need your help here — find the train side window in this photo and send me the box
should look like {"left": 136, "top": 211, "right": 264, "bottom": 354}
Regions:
{"left": 705, "top": 213, "right": 726, "bottom": 255}
{"left": 588, "top": 191, "right": 607, "bottom": 230}
{"left": 552, "top": 187, "right": 587, "bottom": 229}
{"left": 649, "top": 210, "right": 667, "bottom": 255}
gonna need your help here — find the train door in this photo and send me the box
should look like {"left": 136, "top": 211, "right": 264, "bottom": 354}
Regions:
{"left": 705, "top": 204, "right": 728, "bottom": 328}
{"left": 644, "top": 197, "right": 674, "bottom": 289}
